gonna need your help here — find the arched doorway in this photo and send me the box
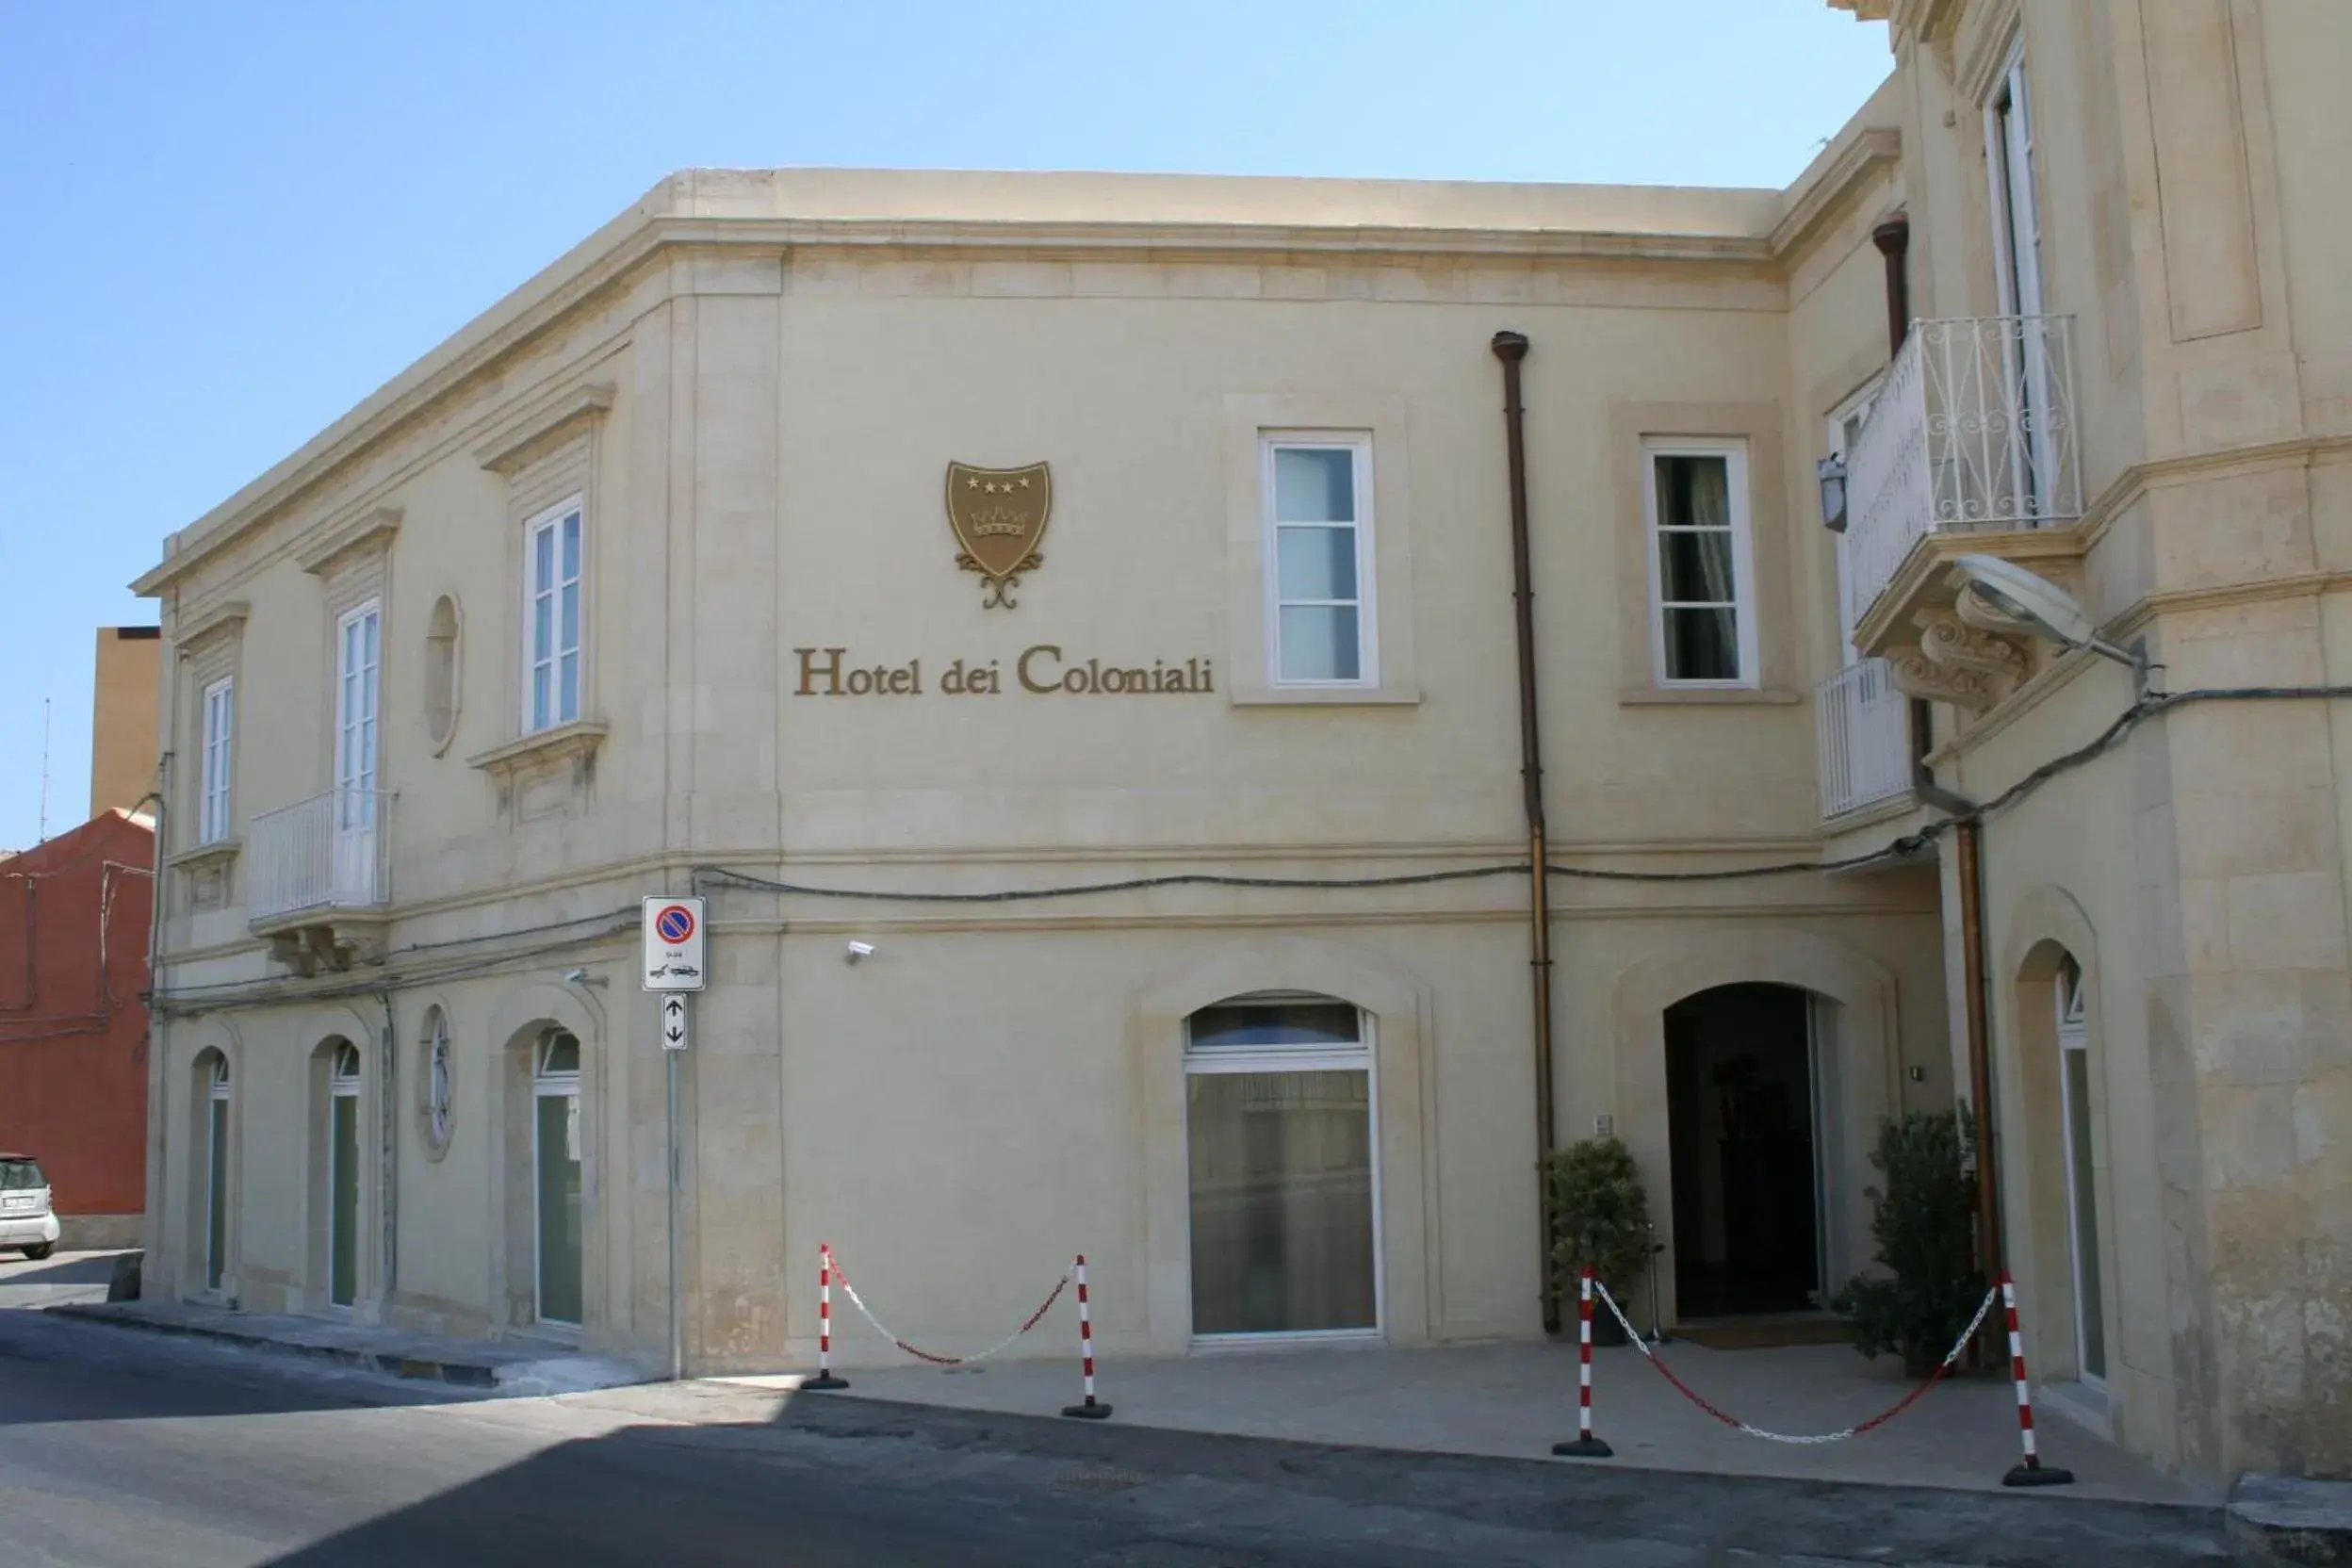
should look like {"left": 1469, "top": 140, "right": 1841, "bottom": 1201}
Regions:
{"left": 1665, "top": 983, "right": 1826, "bottom": 1317}
{"left": 324, "top": 1040, "right": 362, "bottom": 1310}
{"left": 2052, "top": 956, "right": 2106, "bottom": 1387}
{"left": 532, "top": 1030, "right": 584, "bottom": 1328}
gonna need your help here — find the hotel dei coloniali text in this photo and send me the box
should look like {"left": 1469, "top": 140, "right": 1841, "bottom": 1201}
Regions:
{"left": 130, "top": 0, "right": 2352, "bottom": 1488}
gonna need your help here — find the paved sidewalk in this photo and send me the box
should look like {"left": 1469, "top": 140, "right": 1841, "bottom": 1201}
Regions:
{"left": 722, "top": 1334, "right": 2214, "bottom": 1506}
{"left": 51, "top": 1297, "right": 648, "bottom": 1394}
{"left": 0, "top": 1249, "right": 128, "bottom": 1311}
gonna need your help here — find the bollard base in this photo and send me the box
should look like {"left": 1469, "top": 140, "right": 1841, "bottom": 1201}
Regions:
{"left": 802, "top": 1375, "right": 851, "bottom": 1392}
{"left": 2002, "top": 1462, "right": 2075, "bottom": 1488}
{"left": 1062, "top": 1402, "right": 1113, "bottom": 1420}
{"left": 1551, "top": 1437, "right": 1614, "bottom": 1459}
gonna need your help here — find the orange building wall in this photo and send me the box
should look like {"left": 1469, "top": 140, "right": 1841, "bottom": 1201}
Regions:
{"left": 0, "top": 809, "right": 153, "bottom": 1217}
{"left": 90, "top": 626, "right": 162, "bottom": 820}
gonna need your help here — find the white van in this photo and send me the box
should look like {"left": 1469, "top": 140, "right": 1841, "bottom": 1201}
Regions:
{"left": 0, "top": 1154, "right": 60, "bottom": 1260}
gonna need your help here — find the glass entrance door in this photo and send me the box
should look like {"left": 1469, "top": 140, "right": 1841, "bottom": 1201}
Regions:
{"left": 205, "top": 1058, "right": 232, "bottom": 1292}
{"left": 334, "top": 601, "right": 381, "bottom": 903}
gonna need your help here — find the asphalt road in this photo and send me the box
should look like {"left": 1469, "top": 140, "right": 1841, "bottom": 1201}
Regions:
{"left": 0, "top": 1263, "right": 2230, "bottom": 1567}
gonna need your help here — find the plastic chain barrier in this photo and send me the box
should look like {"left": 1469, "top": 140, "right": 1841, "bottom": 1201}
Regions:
{"left": 1591, "top": 1277, "right": 2001, "bottom": 1446}
{"left": 823, "top": 1244, "right": 1072, "bottom": 1367}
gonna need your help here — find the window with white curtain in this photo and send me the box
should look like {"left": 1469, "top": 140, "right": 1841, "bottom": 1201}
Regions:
{"left": 1184, "top": 994, "right": 1379, "bottom": 1338}
{"left": 1263, "top": 436, "right": 1374, "bottom": 687}
{"left": 525, "top": 498, "right": 584, "bottom": 733}
{"left": 1644, "top": 439, "right": 1756, "bottom": 686}
{"left": 199, "top": 677, "right": 235, "bottom": 844}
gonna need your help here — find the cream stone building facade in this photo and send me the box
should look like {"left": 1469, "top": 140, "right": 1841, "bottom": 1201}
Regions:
{"left": 133, "top": 0, "right": 2347, "bottom": 1486}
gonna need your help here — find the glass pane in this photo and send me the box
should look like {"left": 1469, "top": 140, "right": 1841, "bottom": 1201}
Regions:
{"left": 1277, "top": 605, "right": 1361, "bottom": 683}
{"left": 206, "top": 1100, "right": 229, "bottom": 1290}
{"left": 1658, "top": 528, "right": 1736, "bottom": 606}
{"left": 2065, "top": 1051, "right": 2105, "bottom": 1380}
{"left": 531, "top": 665, "right": 550, "bottom": 732}
{"left": 540, "top": 1032, "right": 580, "bottom": 1075}
{"left": 364, "top": 612, "right": 379, "bottom": 666}
{"left": 562, "top": 513, "right": 580, "bottom": 580}
{"left": 1187, "top": 1070, "right": 1375, "bottom": 1334}
{"left": 1654, "top": 453, "right": 1732, "bottom": 530}
{"left": 534, "top": 593, "right": 553, "bottom": 663}
{"left": 561, "top": 580, "right": 580, "bottom": 656}
{"left": 559, "top": 652, "right": 580, "bottom": 723}
{"left": 331, "top": 1096, "right": 359, "bottom": 1307}
{"left": 1273, "top": 447, "right": 1355, "bottom": 523}
{"left": 536, "top": 1092, "right": 584, "bottom": 1325}
{"left": 1663, "top": 606, "right": 1740, "bottom": 682}
{"left": 1277, "top": 526, "right": 1357, "bottom": 602}
{"left": 535, "top": 524, "right": 554, "bottom": 594}
{"left": 1189, "top": 1001, "right": 1361, "bottom": 1052}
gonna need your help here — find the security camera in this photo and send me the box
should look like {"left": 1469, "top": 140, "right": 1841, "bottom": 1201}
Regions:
{"left": 845, "top": 941, "right": 875, "bottom": 964}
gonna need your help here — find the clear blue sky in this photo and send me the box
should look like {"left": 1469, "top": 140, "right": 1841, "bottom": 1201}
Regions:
{"left": 0, "top": 2, "right": 1889, "bottom": 849}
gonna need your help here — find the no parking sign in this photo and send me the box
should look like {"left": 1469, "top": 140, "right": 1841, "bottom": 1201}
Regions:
{"left": 641, "top": 897, "right": 707, "bottom": 991}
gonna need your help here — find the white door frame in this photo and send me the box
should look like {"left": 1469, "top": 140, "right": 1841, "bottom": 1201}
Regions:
{"left": 204, "top": 1058, "right": 232, "bottom": 1294}
{"left": 327, "top": 1043, "right": 362, "bottom": 1310}
{"left": 2054, "top": 965, "right": 2104, "bottom": 1387}
{"left": 334, "top": 599, "right": 382, "bottom": 903}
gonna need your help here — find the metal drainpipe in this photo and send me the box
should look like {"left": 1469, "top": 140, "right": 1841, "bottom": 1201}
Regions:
{"left": 137, "top": 774, "right": 169, "bottom": 1300}
{"left": 1492, "top": 330, "right": 1562, "bottom": 1336}
{"left": 377, "top": 988, "right": 398, "bottom": 1316}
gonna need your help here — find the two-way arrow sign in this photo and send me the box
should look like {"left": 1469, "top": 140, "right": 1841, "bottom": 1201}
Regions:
{"left": 661, "top": 993, "right": 689, "bottom": 1053}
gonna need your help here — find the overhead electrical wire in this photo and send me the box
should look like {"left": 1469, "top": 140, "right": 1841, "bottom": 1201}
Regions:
{"left": 151, "top": 683, "right": 2352, "bottom": 1013}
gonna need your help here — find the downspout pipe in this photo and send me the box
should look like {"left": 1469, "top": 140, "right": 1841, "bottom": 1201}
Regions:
{"left": 1917, "top": 776, "right": 2005, "bottom": 1327}
{"left": 1871, "top": 214, "right": 1911, "bottom": 356}
{"left": 1492, "top": 329, "right": 1562, "bottom": 1336}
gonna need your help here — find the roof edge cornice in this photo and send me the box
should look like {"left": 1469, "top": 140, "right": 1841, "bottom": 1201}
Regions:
{"left": 138, "top": 176, "right": 1877, "bottom": 596}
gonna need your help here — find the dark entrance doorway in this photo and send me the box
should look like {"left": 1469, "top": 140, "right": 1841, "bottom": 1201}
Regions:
{"left": 1666, "top": 983, "right": 1821, "bottom": 1317}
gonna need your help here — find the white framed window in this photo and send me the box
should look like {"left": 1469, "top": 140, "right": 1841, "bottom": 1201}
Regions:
{"left": 525, "top": 498, "right": 584, "bottom": 733}
{"left": 335, "top": 600, "right": 381, "bottom": 830}
{"left": 1826, "top": 383, "right": 1882, "bottom": 659}
{"left": 1643, "top": 439, "right": 1757, "bottom": 687}
{"left": 1985, "top": 42, "right": 2045, "bottom": 321}
{"left": 1184, "top": 993, "right": 1380, "bottom": 1341}
{"left": 1262, "top": 435, "right": 1375, "bottom": 687}
{"left": 199, "top": 677, "right": 235, "bottom": 845}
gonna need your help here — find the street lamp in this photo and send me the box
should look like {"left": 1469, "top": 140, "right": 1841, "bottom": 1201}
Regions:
{"left": 1950, "top": 554, "right": 2156, "bottom": 693}
{"left": 1817, "top": 455, "right": 1849, "bottom": 533}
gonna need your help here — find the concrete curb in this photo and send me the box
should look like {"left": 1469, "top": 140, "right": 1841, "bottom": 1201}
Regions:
{"left": 2230, "top": 1476, "right": 2352, "bottom": 1565}
{"left": 48, "top": 1302, "right": 503, "bottom": 1387}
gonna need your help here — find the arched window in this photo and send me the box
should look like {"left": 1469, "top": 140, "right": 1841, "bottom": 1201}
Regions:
{"left": 424, "top": 595, "right": 461, "bottom": 754}
{"left": 204, "top": 1056, "right": 232, "bottom": 1292}
{"left": 1184, "top": 993, "right": 1378, "bottom": 1339}
{"left": 533, "top": 1030, "right": 584, "bottom": 1327}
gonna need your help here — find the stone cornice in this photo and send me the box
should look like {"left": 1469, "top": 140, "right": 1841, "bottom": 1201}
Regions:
{"left": 2078, "top": 433, "right": 2352, "bottom": 554}
{"left": 1769, "top": 127, "right": 1903, "bottom": 258}
{"left": 130, "top": 177, "right": 1859, "bottom": 598}
{"left": 474, "top": 382, "right": 615, "bottom": 474}
{"left": 173, "top": 597, "right": 250, "bottom": 653}
{"left": 294, "top": 504, "right": 401, "bottom": 578}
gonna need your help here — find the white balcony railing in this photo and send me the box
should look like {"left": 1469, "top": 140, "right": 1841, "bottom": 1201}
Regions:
{"left": 247, "top": 789, "right": 392, "bottom": 924}
{"left": 1816, "top": 658, "right": 1914, "bottom": 820}
{"left": 1846, "top": 314, "right": 2082, "bottom": 621}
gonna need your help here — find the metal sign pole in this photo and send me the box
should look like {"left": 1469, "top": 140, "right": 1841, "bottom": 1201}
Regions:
{"left": 667, "top": 1017, "right": 682, "bottom": 1381}
{"left": 642, "top": 899, "right": 703, "bottom": 1386}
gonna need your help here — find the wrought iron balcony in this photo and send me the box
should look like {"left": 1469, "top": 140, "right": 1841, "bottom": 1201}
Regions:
{"left": 1845, "top": 315, "right": 2082, "bottom": 631}
{"left": 247, "top": 789, "right": 393, "bottom": 959}
{"left": 1815, "top": 658, "right": 1914, "bottom": 821}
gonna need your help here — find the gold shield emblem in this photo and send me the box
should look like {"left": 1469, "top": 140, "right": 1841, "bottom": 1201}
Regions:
{"left": 946, "top": 462, "right": 1051, "bottom": 608}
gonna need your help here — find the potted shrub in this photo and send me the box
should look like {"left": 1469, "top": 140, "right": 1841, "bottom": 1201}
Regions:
{"left": 1547, "top": 1136, "right": 1652, "bottom": 1346}
{"left": 1832, "top": 1109, "right": 1985, "bottom": 1378}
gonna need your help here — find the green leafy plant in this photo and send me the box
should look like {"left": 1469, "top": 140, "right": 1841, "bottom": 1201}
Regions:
{"left": 1547, "top": 1137, "right": 1653, "bottom": 1339}
{"left": 1833, "top": 1109, "right": 1985, "bottom": 1377}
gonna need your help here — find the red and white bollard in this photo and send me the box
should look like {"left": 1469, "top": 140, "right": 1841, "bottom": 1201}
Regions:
{"left": 1061, "top": 1253, "right": 1112, "bottom": 1420}
{"left": 1552, "top": 1264, "right": 1612, "bottom": 1458}
{"left": 805, "top": 1244, "right": 849, "bottom": 1391}
{"left": 1998, "top": 1271, "right": 2071, "bottom": 1487}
